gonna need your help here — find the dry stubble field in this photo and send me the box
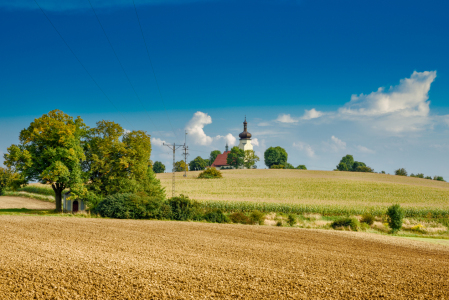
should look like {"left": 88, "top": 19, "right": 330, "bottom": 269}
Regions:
{"left": 157, "top": 169, "right": 449, "bottom": 209}
{"left": 1, "top": 216, "right": 449, "bottom": 299}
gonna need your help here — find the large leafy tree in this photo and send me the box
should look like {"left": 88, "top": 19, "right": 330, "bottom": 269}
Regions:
{"left": 153, "top": 161, "right": 165, "bottom": 173}
{"left": 336, "top": 155, "right": 372, "bottom": 172}
{"left": 189, "top": 156, "right": 207, "bottom": 171}
{"left": 174, "top": 160, "right": 188, "bottom": 172}
{"left": 83, "top": 120, "right": 164, "bottom": 200}
{"left": 227, "top": 146, "right": 245, "bottom": 168}
{"left": 243, "top": 150, "right": 259, "bottom": 169}
{"left": 209, "top": 150, "right": 221, "bottom": 166}
{"left": 3, "top": 110, "right": 87, "bottom": 211}
{"left": 264, "top": 146, "right": 288, "bottom": 168}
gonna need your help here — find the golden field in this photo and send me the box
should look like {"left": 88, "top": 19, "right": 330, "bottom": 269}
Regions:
{"left": 1, "top": 216, "right": 448, "bottom": 299}
{"left": 157, "top": 169, "right": 449, "bottom": 209}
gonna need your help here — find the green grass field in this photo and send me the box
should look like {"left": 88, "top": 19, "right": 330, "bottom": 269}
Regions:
{"left": 157, "top": 169, "right": 449, "bottom": 215}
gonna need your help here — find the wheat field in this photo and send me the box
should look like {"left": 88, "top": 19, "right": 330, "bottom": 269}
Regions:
{"left": 157, "top": 169, "right": 449, "bottom": 209}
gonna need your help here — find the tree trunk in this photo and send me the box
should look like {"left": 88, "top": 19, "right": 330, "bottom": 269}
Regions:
{"left": 52, "top": 184, "right": 63, "bottom": 212}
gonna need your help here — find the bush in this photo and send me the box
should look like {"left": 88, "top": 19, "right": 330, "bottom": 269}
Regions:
{"left": 296, "top": 165, "right": 307, "bottom": 170}
{"left": 360, "top": 213, "right": 375, "bottom": 225}
{"left": 198, "top": 167, "right": 222, "bottom": 179}
{"left": 355, "top": 166, "right": 374, "bottom": 173}
{"left": 284, "top": 163, "right": 295, "bottom": 169}
{"left": 270, "top": 165, "right": 284, "bottom": 169}
{"left": 331, "top": 217, "right": 360, "bottom": 231}
{"left": 249, "top": 210, "right": 265, "bottom": 225}
{"left": 276, "top": 220, "right": 283, "bottom": 227}
{"left": 229, "top": 212, "right": 250, "bottom": 224}
{"left": 95, "top": 192, "right": 163, "bottom": 219}
{"left": 0, "top": 168, "right": 9, "bottom": 196}
{"left": 434, "top": 176, "right": 445, "bottom": 182}
{"left": 395, "top": 168, "right": 407, "bottom": 176}
{"left": 287, "top": 214, "right": 297, "bottom": 226}
{"left": 425, "top": 176, "right": 433, "bottom": 180}
{"left": 386, "top": 204, "right": 404, "bottom": 233}
{"left": 410, "top": 173, "right": 424, "bottom": 178}
{"left": 203, "top": 209, "right": 229, "bottom": 223}
{"left": 166, "top": 194, "right": 202, "bottom": 221}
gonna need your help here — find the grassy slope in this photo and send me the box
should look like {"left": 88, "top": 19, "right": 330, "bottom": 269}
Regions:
{"left": 157, "top": 169, "right": 449, "bottom": 210}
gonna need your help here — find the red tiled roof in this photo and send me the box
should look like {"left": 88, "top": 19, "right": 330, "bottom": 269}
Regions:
{"left": 211, "top": 151, "right": 230, "bottom": 167}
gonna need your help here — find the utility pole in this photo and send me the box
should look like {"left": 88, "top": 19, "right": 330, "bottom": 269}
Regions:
{"left": 163, "top": 142, "right": 183, "bottom": 198}
{"left": 183, "top": 130, "right": 189, "bottom": 177}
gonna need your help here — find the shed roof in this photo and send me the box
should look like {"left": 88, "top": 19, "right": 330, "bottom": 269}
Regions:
{"left": 211, "top": 151, "right": 230, "bottom": 167}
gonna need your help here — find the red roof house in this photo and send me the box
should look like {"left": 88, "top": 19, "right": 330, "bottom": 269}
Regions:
{"left": 211, "top": 151, "right": 230, "bottom": 168}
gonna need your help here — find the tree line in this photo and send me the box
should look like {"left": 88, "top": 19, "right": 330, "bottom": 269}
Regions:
{"left": 0, "top": 110, "right": 165, "bottom": 211}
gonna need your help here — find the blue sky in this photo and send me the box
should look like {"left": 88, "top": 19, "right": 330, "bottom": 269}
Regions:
{"left": 1, "top": 0, "right": 448, "bottom": 178}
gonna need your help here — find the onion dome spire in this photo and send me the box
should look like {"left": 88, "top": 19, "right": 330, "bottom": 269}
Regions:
{"left": 239, "top": 116, "right": 252, "bottom": 140}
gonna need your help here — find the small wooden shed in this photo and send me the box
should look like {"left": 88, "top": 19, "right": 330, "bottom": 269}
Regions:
{"left": 63, "top": 192, "right": 86, "bottom": 213}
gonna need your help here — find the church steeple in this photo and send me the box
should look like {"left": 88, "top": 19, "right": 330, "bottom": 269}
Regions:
{"left": 239, "top": 116, "right": 252, "bottom": 140}
{"left": 225, "top": 143, "right": 229, "bottom": 152}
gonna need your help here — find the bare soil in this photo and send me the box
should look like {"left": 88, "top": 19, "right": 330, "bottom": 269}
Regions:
{"left": 1, "top": 216, "right": 448, "bottom": 299}
{"left": 0, "top": 196, "right": 55, "bottom": 209}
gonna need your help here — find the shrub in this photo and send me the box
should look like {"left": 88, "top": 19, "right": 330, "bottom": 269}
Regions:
{"left": 331, "top": 217, "right": 360, "bottom": 231}
{"left": 203, "top": 209, "right": 229, "bottom": 223}
{"left": 434, "top": 176, "right": 445, "bottom": 182}
{"left": 0, "top": 168, "right": 9, "bottom": 196}
{"left": 360, "top": 213, "right": 375, "bottom": 225}
{"left": 296, "top": 165, "right": 307, "bottom": 170}
{"left": 229, "top": 212, "right": 250, "bottom": 224}
{"left": 270, "top": 165, "right": 284, "bottom": 169}
{"left": 395, "top": 168, "right": 407, "bottom": 176}
{"left": 386, "top": 204, "right": 404, "bottom": 233}
{"left": 355, "top": 166, "right": 374, "bottom": 173}
{"left": 166, "top": 194, "right": 202, "bottom": 221}
{"left": 410, "top": 173, "right": 424, "bottom": 178}
{"left": 284, "top": 163, "right": 295, "bottom": 169}
{"left": 276, "top": 220, "right": 283, "bottom": 227}
{"left": 198, "top": 167, "right": 222, "bottom": 179}
{"left": 425, "top": 176, "right": 433, "bottom": 180}
{"left": 249, "top": 210, "right": 265, "bottom": 225}
{"left": 95, "top": 192, "right": 163, "bottom": 219}
{"left": 287, "top": 214, "right": 297, "bottom": 226}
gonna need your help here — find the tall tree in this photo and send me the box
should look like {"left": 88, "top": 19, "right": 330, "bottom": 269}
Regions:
{"left": 243, "top": 150, "right": 259, "bottom": 169}
{"left": 3, "top": 110, "right": 87, "bottom": 211}
{"left": 153, "top": 161, "right": 165, "bottom": 173}
{"left": 209, "top": 150, "right": 221, "bottom": 166}
{"left": 189, "top": 156, "right": 207, "bottom": 171}
{"left": 227, "top": 146, "right": 245, "bottom": 168}
{"left": 264, "top": 146, "right": 288, "bottom": 168}
{"left": 337, "top": 155, "right": 354, "bottom": 171}
{"left": 83, "top": 120, "right": 165, "bottom": 200}
{"left": 174, "top": 160, "right": 188, "bottom": 172}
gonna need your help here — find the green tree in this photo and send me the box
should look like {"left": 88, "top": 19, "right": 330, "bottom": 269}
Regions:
{"left": 209, "top": 150, "right": 221, "bottom": 166}
{"left": 395, "top": 168, "right": 407, "bottom": 176}
{"left": 3, "top": 110, "right": 87, "bottom": 212}
{"left": 83, "top": 120, "right": 164, "bottom": 200}
{"left": 434, "top": 176, "right": 445, "bottom": 182}
{"left": 284, "top": 162, "right": 295, "bottom": 169}
{"left": 264, "top": 146, "right": 288, "bottom": 168}
{"left": 174, "top": 160, "right": 188, "bottom": 172}
{"left": 153, "top": 161, "right": 165, "bottom": 173}
{"left": 0, "top": 167, "right": 10, "bottom": 195}
{"left": 227, "top": 146, "right": 245, "bottom": 168}
{"left": 387, "top": 204, "right": 404, "bottom": 233}
{"left": 354, "top": 166, "right": 374, "bottom": 172}
{"left": 243, "top": 150, "right": 259, "bottom": 169}
{"left": 351, "top": 161, "right": 366, "bottom": 171}
{"left": 337, "top": 155, "right": 354, "bottom": 171}
{"left": 296, "top": 165, "right": 307, "bottom": 170}
{"left": 189, "top": 156, "right": 207, "bottom": 171}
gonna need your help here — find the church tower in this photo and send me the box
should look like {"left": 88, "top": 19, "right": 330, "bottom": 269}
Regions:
{"left": 238, "top": 117, "right": 253, "bottom": 152}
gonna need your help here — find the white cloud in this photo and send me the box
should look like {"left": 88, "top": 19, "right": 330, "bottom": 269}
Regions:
{"left": 124, "top": 129, "right": 131, "bottom": 134}
{"left": 301, "top": 108, "right": 324, "bottom": 120}
{"left": 185, "top": 111, "right": 237, "bottom": 147}
{"left": 331, "top": 136, "right": 346, "bottom": 150}
{"left": 356, "top": 145, "right": 375, "bottom": 154}
{"left": 185, "top": 111, "right": 214, "bottom": 145}
{"left": 276, "top": 114, "right": 298, "bottom": 124}
{"left": 257, "top": 122, "right": 272, "bottom": 127}
{"left": 252, "top": 138, "right": 259, "bottom": 147}
{"left": 338, "top": 71, "right": 437, "bottom": 132}
{"left": 293, "top": 142, "right": 315, "bottom": 158}
{"left": 215, "top": 133, "right": 236, "bottom": 147}
{"left": 151, "top": 137, "right": 166, "bottom": 148}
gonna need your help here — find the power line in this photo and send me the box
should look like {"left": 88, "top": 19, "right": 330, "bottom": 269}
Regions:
{"left": 132, "top": 0, "right": 178, "bottom": 139}
{"left": 163, "top": 142, "right": 184, "bottom": 197}
{"left": 87, "top": 0, "right": 162, "bottom": 137}
{"left": 33, "top": 0, "right": 134, "bottom": 130}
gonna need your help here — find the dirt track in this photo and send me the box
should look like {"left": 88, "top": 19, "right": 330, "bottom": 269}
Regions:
{"left": 0, "top": 196, "right": 55, "bottom": 209}
{"left": 1, "top": 216, "right": 448, "bottom": 299}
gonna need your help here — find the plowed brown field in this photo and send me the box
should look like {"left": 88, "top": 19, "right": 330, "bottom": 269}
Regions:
{"left": 1, "top": 216, "right": 448, "bottom": 299}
